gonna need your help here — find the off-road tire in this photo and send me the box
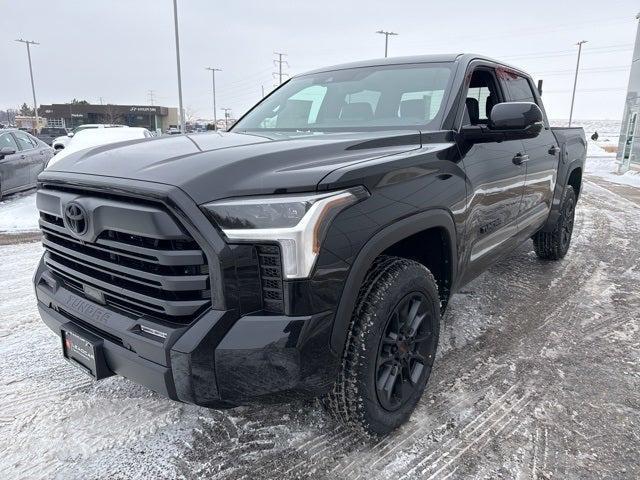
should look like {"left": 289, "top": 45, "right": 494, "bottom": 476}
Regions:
{"left": 533, "top": 187, "right": 577, "bottom": 260}
{"left": 323, "top": 256, "right": 441, "bottom": 436}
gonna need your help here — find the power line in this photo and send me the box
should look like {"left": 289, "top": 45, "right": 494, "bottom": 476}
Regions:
{"left": 530, "top": 64, "right": 629, "bottom": 76}
{"left": 376, "top": 30, "right": 398, "bottom": 58}
{"left": 544, "top": 87, "right": 627, "bottom": 93}
{"left": 401, "top": 15, "right": 632, "bottom": 50}
{"left": 273, "top": 52, "right": 289, "bottom": 85}
{"left": 15, "top": 38, "right": 40, "bottom": 133}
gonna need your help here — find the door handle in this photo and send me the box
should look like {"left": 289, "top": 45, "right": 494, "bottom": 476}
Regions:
{"left": 548, "top": 145, "right": 560, "bottom": 155}
{"left": 512, "top": 153, "right": 530, "bottom": 165}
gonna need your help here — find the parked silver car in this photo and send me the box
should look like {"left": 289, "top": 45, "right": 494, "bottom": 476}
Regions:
{"left": 0, "top": 128, "right": 54, "bottom": 199}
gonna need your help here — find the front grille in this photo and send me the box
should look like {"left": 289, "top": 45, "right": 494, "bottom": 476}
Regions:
{"left": 39, "top": 192, "right": 211, "bottom": 325}
{"left": 257, "top": 245, "right": 284, "bottom": 313}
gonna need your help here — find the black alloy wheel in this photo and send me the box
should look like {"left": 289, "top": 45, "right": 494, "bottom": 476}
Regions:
{"left": 376, "top": 292, "right": 436, "bottom": 411}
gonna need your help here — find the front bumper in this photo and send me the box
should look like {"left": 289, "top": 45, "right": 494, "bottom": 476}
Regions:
{"left": 35, "top": 259, "right": 339, "bottom": 407}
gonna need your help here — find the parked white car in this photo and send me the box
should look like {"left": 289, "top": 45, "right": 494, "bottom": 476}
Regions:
{"left": 51, "top": 124, "right": 126, "bottom": 151}
{"left": 47, "top": 127, "right": 152, "bottom": 168}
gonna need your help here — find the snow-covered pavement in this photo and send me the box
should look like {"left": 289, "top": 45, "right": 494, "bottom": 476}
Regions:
{"left": 1, "top": 175, "right": 639, "bottom": 479}
{"left": 0, "top": 190, "right": 39, "bottom": 234}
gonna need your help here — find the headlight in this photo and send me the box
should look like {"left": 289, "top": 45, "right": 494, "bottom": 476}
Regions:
{"left": 202, "top": 187, "right": 369, "bottom": 279}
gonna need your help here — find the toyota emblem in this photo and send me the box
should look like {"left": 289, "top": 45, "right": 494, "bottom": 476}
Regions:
{"left": 63, "top": 202, "right": 88, "bottom": 236}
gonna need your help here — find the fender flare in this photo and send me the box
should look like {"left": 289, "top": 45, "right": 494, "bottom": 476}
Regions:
{"left": 329, "top": 208, "right": 457, "bottom": 354}
{"left": 542, "top": 158, "right": 584, "bottom": 232}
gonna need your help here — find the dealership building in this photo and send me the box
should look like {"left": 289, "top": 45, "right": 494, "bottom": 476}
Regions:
{"left": 39, "top": 103, "right": 179, "bottom": 132}
{"left": 617, "top": 13, "right": 640, "bottom": 172}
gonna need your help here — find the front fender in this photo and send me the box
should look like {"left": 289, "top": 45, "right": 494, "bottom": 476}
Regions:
{"left": 329, "top": 208, "right": 457, "bottom": 355}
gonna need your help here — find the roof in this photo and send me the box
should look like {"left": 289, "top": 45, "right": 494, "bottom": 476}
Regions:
{"left": 297, "top": 53, "right": 527, "bottom": 77}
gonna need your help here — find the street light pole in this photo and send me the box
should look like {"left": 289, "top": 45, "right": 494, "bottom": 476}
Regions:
{"left": 221, "top": 108, "right": 231, "bottom": 130}
{"left": 205, "top": 67, "right": 222, "bottom": 129}
{"left": 15, "top": 39, "right": 40, "bottom": 134}
{"left": 172, "top": 0, "right": 185, "bottom": 133}
{"left": 568, "top": 40, "right": 587, "bottom": 127}
{"left": 375, "top": 30, "right": 398, "bottom": 58}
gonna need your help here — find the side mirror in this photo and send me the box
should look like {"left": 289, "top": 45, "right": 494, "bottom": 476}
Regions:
{"left": 461, "top": 102, "right": 544, "bottom": 143}
{"left": 0, "top": 146, "right": 16, "bottom": 159}
{"left": 67, "top": 132, "right": 74, "bottom": 138}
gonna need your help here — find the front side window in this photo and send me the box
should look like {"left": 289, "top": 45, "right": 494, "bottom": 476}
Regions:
{"left": 463, "top": 69, "right": 501, "bottom": 126}
{"left": 233, "top": 63, "right": 453, "bottom": 132}
{"left": 0, "top": 133, "right": 19, "bottom": 151}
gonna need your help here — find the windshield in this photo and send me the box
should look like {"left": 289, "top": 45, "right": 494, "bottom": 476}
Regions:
{"left": 233, "top": 63, "right": 453, "bottom": 132}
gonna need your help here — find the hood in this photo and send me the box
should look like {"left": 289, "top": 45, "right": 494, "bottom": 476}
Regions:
{"left": 45, "top": 130, "right": 421, "bottom": 204}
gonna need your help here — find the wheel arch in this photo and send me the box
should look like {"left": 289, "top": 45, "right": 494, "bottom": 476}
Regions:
{"left": 542, "top": 158, "right": 584, "bottom": 232}
{"left": 330, "top": 208, "right": 457, "bottom": 355}
{"left": 567, "top": 165, "right": 582, "bottom": 198}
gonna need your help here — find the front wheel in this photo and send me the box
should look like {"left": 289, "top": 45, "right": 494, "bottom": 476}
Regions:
{"left": 533, "top": 187, "right": 577, "bottom": 260}
{"left": 323, "top": 256, "right": 441, "bottom": 436}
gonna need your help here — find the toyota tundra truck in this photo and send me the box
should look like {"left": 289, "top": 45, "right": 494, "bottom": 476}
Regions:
{"left": 34, "top": 54, "right": 586, "bottom": 435}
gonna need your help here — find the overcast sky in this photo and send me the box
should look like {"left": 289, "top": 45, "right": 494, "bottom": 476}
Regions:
{"left": 2, "top": 0, "right": 638, "bottom": 121}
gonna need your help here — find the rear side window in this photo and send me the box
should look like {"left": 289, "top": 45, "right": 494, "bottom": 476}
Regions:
{"left": 0, "top": 133, "right": 19, "bottom": 150}
{"left": 498, "top": 69, "right": 537, "bottom": 103}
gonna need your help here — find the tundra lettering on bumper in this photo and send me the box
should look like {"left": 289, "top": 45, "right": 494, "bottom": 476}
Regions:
{"left": 35, "top": 260, "right": 337, "bottom": 406}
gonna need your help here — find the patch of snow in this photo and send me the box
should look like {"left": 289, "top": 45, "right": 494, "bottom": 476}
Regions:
{"left": 0, "top": 192, "right": 39, "bottom": 233}
{"left": 585, "top": 154, "right": 640, "bottom": 189}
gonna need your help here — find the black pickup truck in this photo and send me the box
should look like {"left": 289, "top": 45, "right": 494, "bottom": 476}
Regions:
{"left": 34, "top": 54, "right": 585, "bottom": 435}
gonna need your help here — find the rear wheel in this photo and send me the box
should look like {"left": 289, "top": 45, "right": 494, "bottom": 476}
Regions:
{"left": 324, "top": 256, "right": 440, "bottom": 436}
{"left": 533, "top": 187, "right": 576, "bottom": 260}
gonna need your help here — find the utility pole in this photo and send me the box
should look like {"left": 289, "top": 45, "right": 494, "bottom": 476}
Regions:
{"left": 221, "top": 108, "right": 231, "bottom": 130}
{"left": 376, "top": 30, "right": 398, "bottom": 58}
{"left": 568, "top": 40, "right": 587, "bottom": 127}
{"left": 147, "top": 90, "right": 156, "bottom": 106}
{"left": 273, "top": 52, "right": 289, "bottom": 85}
{"left": 205, "top": 67, "right": 222, "bottom": 128}
{"left": 99, "top": 96, "right": 105, "bottom": 105}
{"left": 172, "top": 0, "right": 185, "bottom": 133}
{"left": 15, "top": 39, "right": 40, "bottom": 134}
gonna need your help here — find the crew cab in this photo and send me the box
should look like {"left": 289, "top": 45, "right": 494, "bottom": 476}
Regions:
{"left": 34, "top": 54, "right": 585, "bottom": 435}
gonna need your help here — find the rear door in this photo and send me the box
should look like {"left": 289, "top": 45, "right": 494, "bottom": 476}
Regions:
{"left": 0, "top": 132, "right": 25, "bottom": 193}
{"left": 13, "top": 130, "right": 43, "bottom": 187}
{"left": 497, "top": 69, "right": 558, "bottom": 237}
{"left": 26, "top": 133, "right": 52, "bottom": 181}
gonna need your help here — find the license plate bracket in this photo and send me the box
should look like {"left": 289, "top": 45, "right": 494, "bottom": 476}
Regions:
{"left": 61, "top": 323, "right": 111, "bottom": 380}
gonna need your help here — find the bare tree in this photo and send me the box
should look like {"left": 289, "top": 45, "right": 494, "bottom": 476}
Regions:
{"left": 103, "top": 104, "right": 122, "bottom": 125}
{"left": 184, "top": 105, "right": 198, "bottom": 124}
{"left": 7, "top": 109, "right": 17, "bottom": 124}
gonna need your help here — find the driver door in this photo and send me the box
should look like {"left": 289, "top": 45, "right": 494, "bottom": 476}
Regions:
{"left": 458, "top": 66, "right": 527, "bottom": 283}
